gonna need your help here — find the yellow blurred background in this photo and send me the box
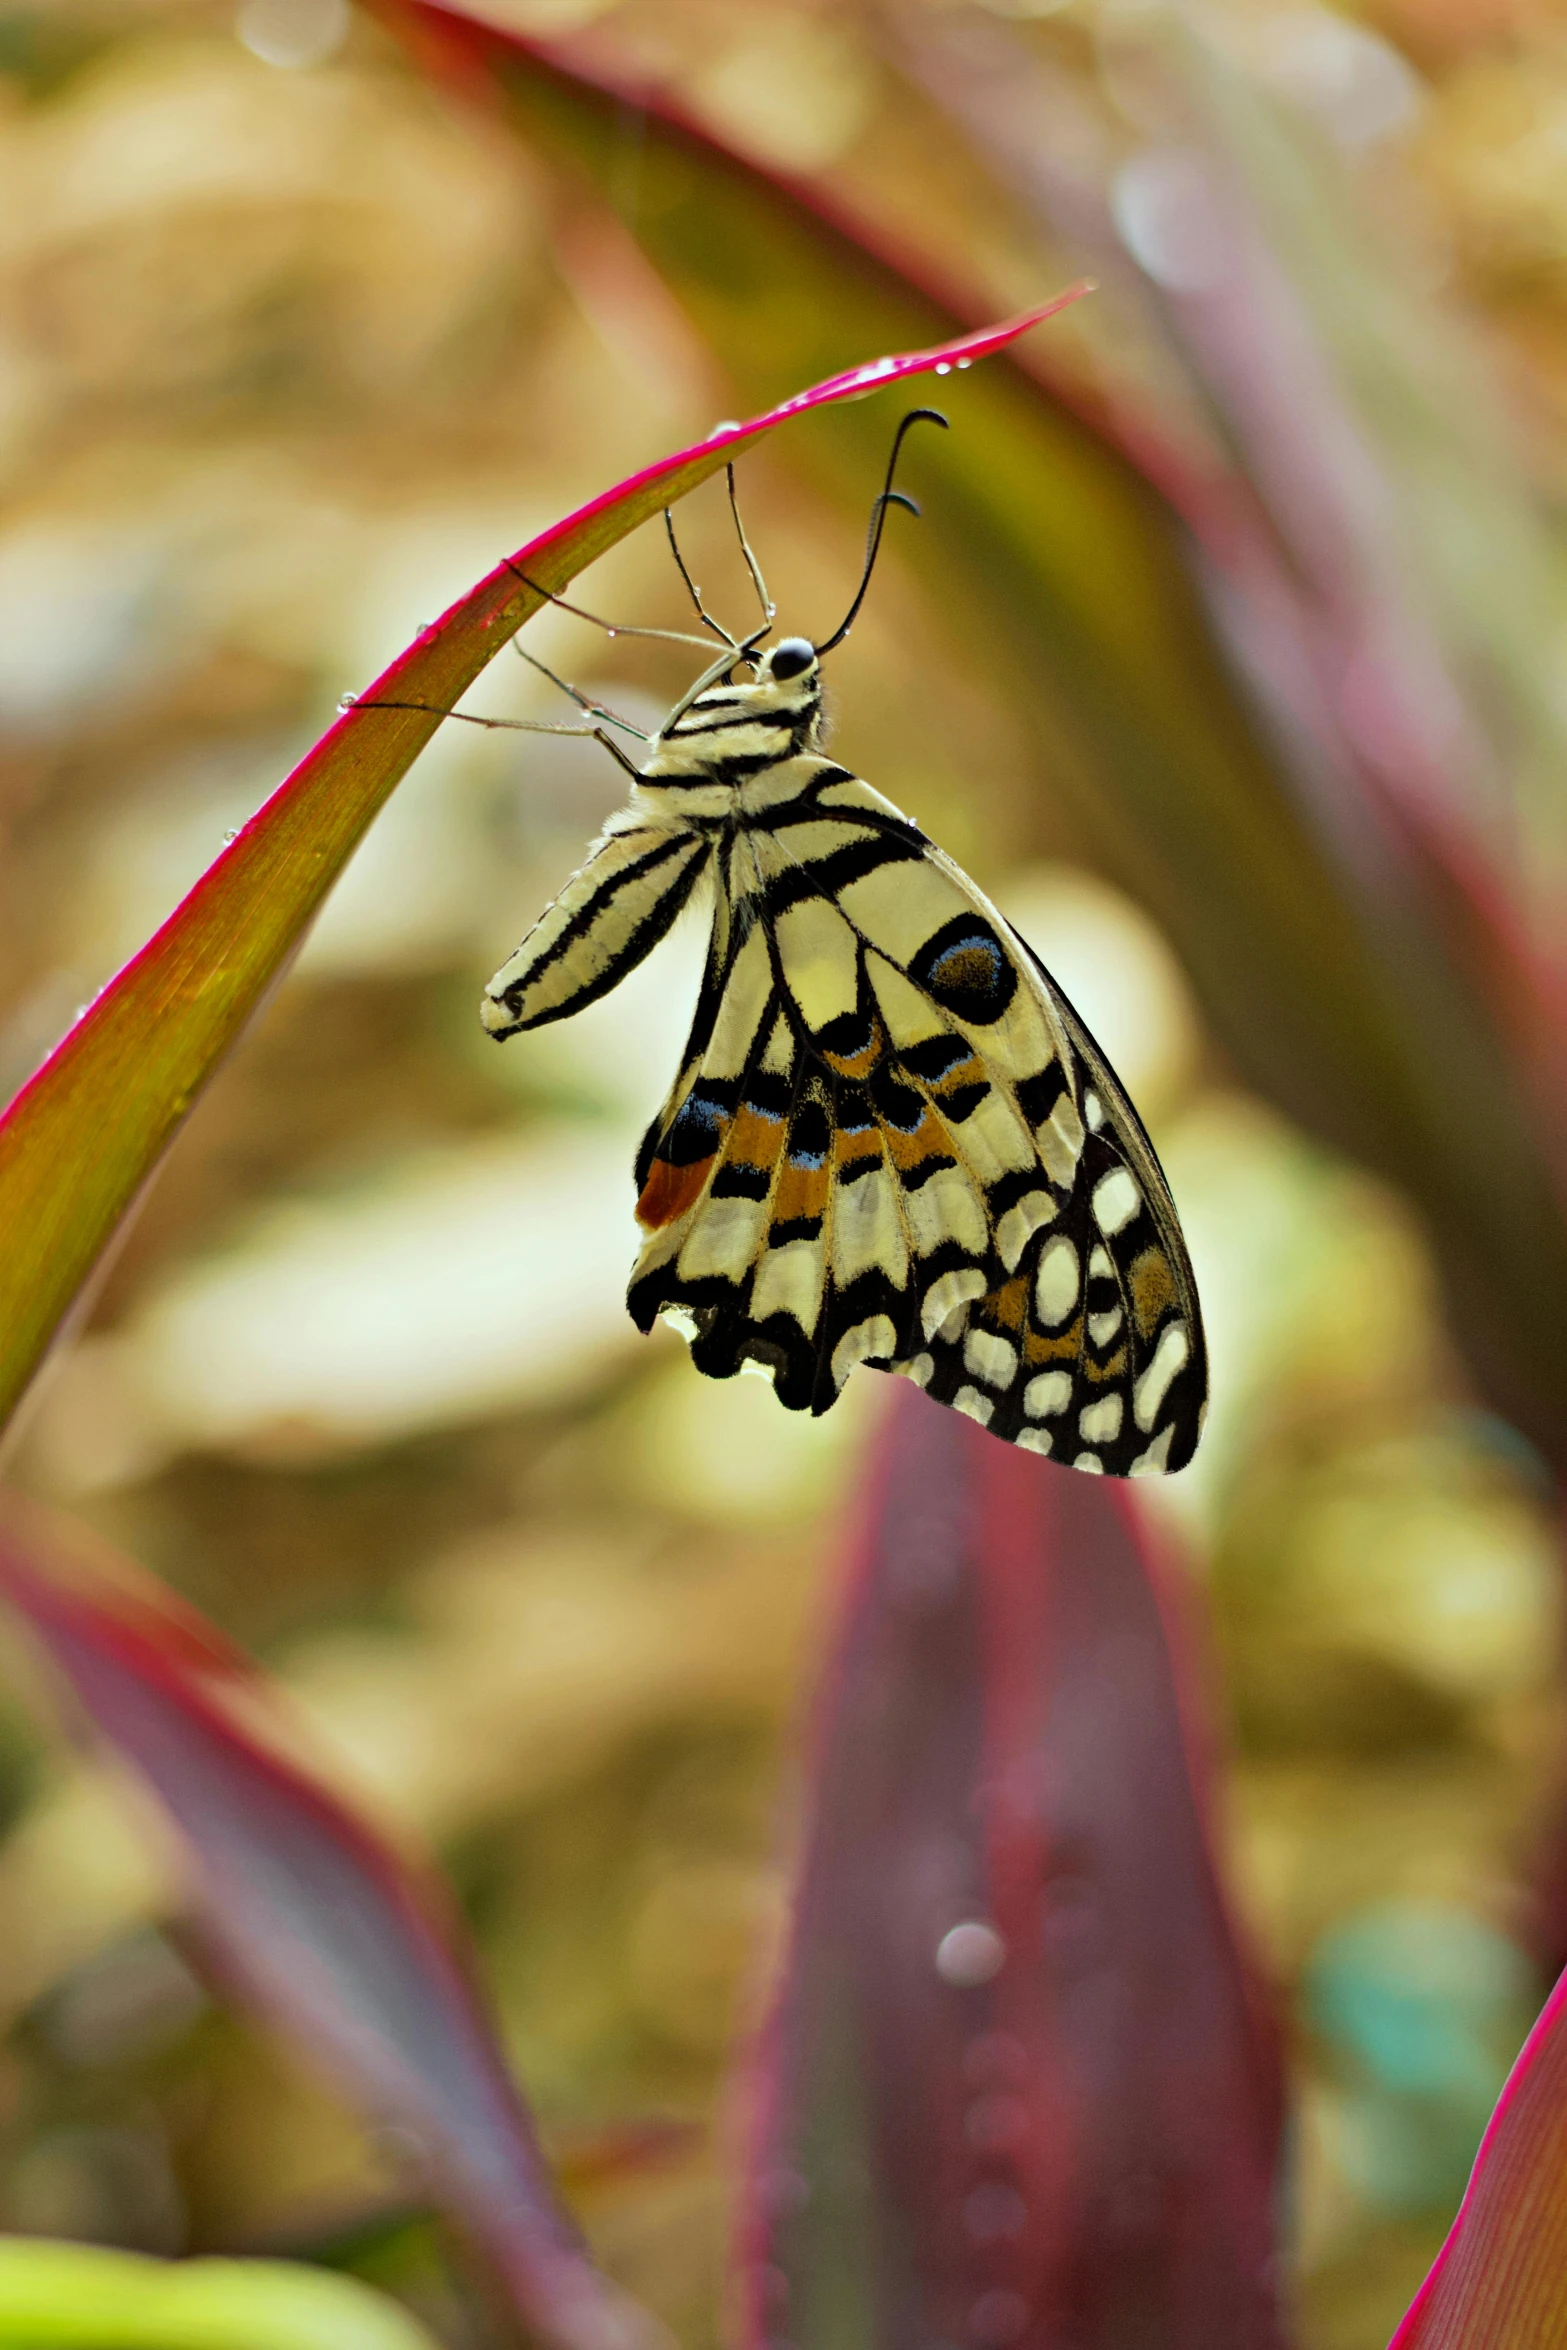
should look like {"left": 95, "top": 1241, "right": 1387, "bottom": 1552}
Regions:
{"left": 1, "top": 2, "right": 1566, "bottom": 2344}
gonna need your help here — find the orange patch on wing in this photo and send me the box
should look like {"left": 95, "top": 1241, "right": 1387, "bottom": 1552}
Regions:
{"left": 979, "top": 1276, "right": 1030, "bottom": 1333}
{"left": 725, "top": 1106, "right": 787, "bottom": 1174}
{"left": 1082, "top": 1345, "right": 1129, "bottom": 1385}
{"left": 636, "top": 1156, "right": 713, "bottom": 1230}
{"left": 773, "top": 1159, "right": 831, "bottom": 1225}
{"left": 931, "top": 1053, "right": 987, "bottom": 1100}
{"left": 882, "top": 1108, "right": 954, "bottom": 1173}
{"left": 820, "top": 1021, "right": 885, "bottom": 1083}
{"left": 1130, "top": 1246, "right": 1178, "bottom": 1338}
{"left": 1024, "top": 1319, "right": 1083, "bottom": 1366}
{"left": 833, "top": 1129, "right": 883, "bottom": 1180}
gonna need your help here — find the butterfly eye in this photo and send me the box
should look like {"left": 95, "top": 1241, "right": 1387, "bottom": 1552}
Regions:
{"left": 769, "top": 638, "right": 816, "bottom": 680}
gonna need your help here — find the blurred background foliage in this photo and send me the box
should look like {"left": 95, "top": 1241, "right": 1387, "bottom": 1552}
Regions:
{"left": 0, "top": 0, "right": 1566, "bottom": 2344}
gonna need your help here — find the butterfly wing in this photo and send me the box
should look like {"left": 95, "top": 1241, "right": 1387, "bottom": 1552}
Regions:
{"left": 625, "top": 773, "right": 1206, "bottom": 1476}
{"left": 482, "top": 811, "right": 710, "bottom": 1036}
{"left": 911, "top": 923, "right": 1207, "bottom": 1475}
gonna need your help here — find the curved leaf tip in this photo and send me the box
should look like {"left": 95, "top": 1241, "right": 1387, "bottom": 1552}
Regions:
{"left": 0, "top": 294, "right": 1087, "bottom": 1444}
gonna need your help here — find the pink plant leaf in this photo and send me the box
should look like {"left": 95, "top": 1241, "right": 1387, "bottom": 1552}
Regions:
{"left": 0, "top": 298, "right": 1082, "bottom": 1441}
{"left": 0, "top": 1498, "right": 664, "bottom": 2350}
{"left": 736, "top": 1384, "right": 1287, "bottom": 2350}
{"left": 1390, "top": 1957, "right": 1567, "bottom": 2347}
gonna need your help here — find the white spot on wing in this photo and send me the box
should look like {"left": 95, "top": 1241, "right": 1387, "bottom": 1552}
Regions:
{"left": 953, "top": 1385, "right": 994, "bottom": 1426}
{"left": 1093, "top": 1167, "right": 1141, "bottom": 1236}
{"left": 1130, "top": 1425, "right": 1175, "bottom": 1476}
{"left": 1016, "top": 1426, "right": 1054, "bottom": 1455}
{"left": 1074, "top": 1453, "right": 1105, "bottom": 1474}
{"left": 922, "top": 1265, "right": 988, "bottom": 1342}
{"left": 1084, "top": 1091, "right": 1104, "bottom": 1131}
{"left": 679, "top": 1195, "right": 765, "bottom": 1282}
{"left": 1039, "top": 1096, "right": 1085, "bottom": 1186}
{"left": 996, "top": 1190, "right": 1055, "bottom": 1273}
{"left": 964, "top": 1329, "right": 1019, "bottom": 1390}
{"left": 1088, "top": 1307, "right": 1123, "bottom": 1348}
{"left": 751, "top": 1237, "right": 825, "bottom": 1335}
{"left": 1034, "top": 1236, "right": 1078, "bottom": 1328}
{"left": 899, "top": 1351, "right": 935, "bottom": 1389}
{"left": 1133, "top": 1320, "right": 1189, "bottom": 1431}
{"left": 1078, "top": 1394, "right": 1123, "bottom": 1444}
{"left": 832, "top": 1314, "right": 899, "bottom": 1389}
{"left": 1024, "top": 1370, "right": 1072, "bottom": 1419}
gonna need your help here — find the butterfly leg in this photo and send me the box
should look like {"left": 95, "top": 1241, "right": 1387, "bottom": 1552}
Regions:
{"left": 341, "top": 698, "right": 644, "bottom": 782}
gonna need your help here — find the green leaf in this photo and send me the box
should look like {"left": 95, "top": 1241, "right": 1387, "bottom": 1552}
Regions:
{"left": 0, "top": 2239, "right": 439, "bottom": 2350}
{"left": 0, "top": 301, "right": 1079, "bottom": 1440}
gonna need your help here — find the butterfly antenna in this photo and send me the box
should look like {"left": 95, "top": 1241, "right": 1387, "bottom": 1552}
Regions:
{"left": 727, "top": 461, "right": 774, "bottom": 632}
{"left": 815, "top": 407, "right": 948, "bottom": 655}
{"left": 663, "top": 509, "right": 745, "bottom": 655}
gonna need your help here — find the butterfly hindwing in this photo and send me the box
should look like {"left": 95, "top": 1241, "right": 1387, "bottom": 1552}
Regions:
{"left": 622, "top": 801, "right": 1205, "bottom": 1475}
{"left": 885, "top": 882, "right": 1206, "bottom": 1475}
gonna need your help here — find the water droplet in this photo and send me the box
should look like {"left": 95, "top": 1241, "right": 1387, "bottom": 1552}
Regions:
{"left": 957, "top": 357, "right": 973, "bottom": 370}
{"left": 962, "top": 2031, "right": 1029, "bottom": 2087}
{"left": 935, "top": 1920, "right": 1006, "bottom": 1986}
{"left": 963, "top": 2182, "right": 1027, "bottom": 2243}
{"left": 935, "top": 361, "right": 953, "bottom": 376}
{"left": 710, "top": 418, "right": 742, "bottom": 436}
{"left": 964, "top": 2092, "right": 1029, "bottom": 2153}
{"left": 757, "top": 2165, "right": 810, "bottom": 2216}
{"left": 968, "top": 2288, "right": 1029, "bottom": 2345}
{"left": 755, "top": 2264, "right": 791, "bottom": 2310}
{"left": 222, "top": 828, "right": 240, "bottom": 845}
{"left": 237, "top": 0, "right": 350, "bottom": 70}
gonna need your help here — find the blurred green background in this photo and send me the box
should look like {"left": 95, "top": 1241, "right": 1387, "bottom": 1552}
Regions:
{"left": 0, "top": 1, "right": 1565, "bottom": 2344}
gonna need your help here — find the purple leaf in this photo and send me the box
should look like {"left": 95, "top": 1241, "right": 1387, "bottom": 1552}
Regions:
{"left": 0, "top": 1500, "right": 665, "bottom": 2350}
{"left": 736, "top": 1386, "right": 1287, "bottom": 2350}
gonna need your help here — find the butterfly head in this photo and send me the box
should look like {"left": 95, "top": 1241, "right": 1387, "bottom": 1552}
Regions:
{"left": 714, "top": 633, "right": 824, "bottom": 726}
{"left": 752, "top": 634, "right": 823, "bottom": 733}
{"left": 764, "top": 636, "right": 818, "bottom": 683}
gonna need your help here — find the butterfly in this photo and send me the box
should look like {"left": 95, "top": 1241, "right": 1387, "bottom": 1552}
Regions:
{"left": 427, "top": 412, "right": 1205, "bottom": 1474}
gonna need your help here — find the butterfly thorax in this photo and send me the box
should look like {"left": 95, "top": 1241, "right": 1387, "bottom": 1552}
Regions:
{"left": 636, "top": 665, "right": 825, "bottom": 811}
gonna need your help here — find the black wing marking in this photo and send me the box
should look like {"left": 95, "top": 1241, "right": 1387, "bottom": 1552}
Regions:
{"left": 621, "top": 775, "right": 1206, "bottom": 1477}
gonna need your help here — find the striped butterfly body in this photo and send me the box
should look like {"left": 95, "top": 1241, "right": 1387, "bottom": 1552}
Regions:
{"left": 483, "top": 634, "right": 1207, "bottom": 1477}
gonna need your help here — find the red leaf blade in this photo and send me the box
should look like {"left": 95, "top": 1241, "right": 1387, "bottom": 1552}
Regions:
{"left": 1390, "top": 1962, "right": 1567, "bottom": 2348}
{"left": 739, "top": 1386, "right": 1287, "bottom": 2349}
{"left": 0, "top": 1504, "right": 661, "bottom": 2350}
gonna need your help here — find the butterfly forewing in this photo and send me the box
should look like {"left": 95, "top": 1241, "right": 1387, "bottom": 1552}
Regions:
{"left": 489, "top": 651, "right": 1206, "bottom": 1477}
{"left": 482, "top": 814, "right": 710, "bottom": 1036}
